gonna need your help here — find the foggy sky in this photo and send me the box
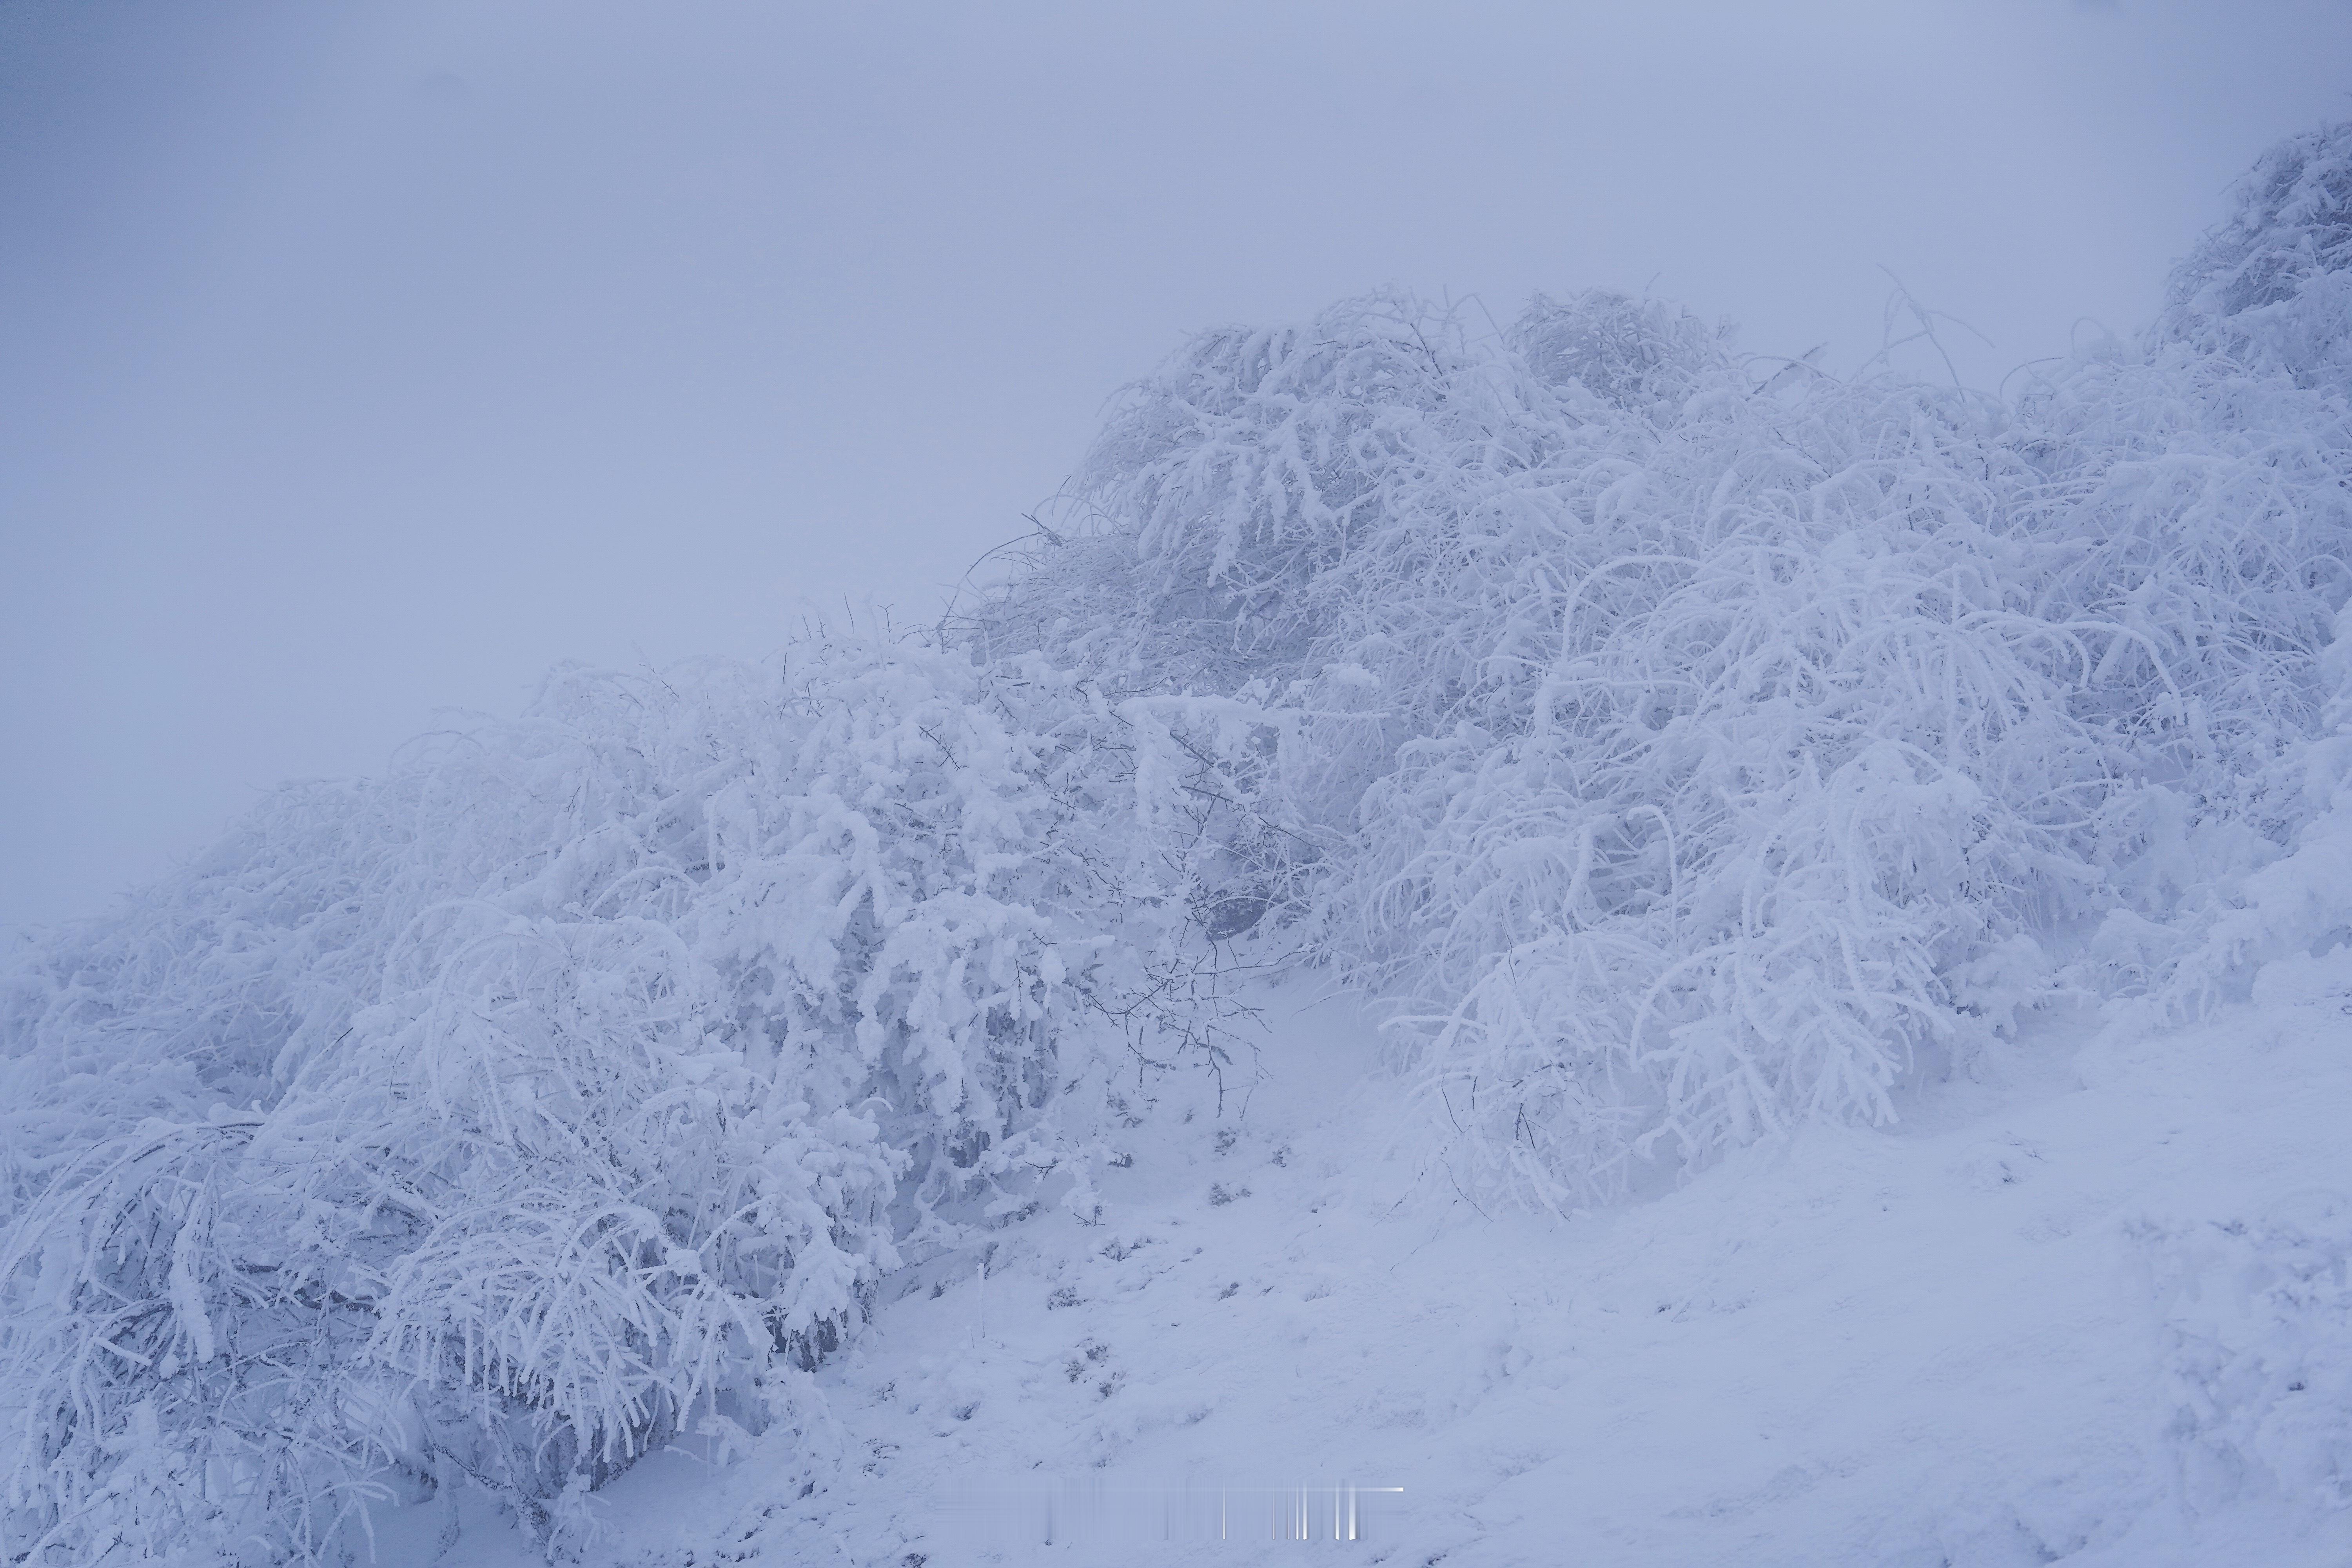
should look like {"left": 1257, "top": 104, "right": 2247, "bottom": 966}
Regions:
{"left": 5, "top": 1, "right": 2350, "bottom": 931}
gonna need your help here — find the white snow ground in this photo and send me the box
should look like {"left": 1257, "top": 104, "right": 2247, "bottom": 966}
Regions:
{"left": 410, "top": 972, "right": 2352, "bottom": 1568}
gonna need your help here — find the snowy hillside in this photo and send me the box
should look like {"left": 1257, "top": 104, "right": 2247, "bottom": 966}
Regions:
{"left": 6, "top": 119, "right": 2352, "bottom": 1566}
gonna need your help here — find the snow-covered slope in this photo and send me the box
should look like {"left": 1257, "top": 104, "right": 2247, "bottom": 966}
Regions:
{"left": 9, "top": 118, "right": 2352, "bottom": 1567}
{"left": 413, "top": 975, "right": 2352, "bottom": 1567}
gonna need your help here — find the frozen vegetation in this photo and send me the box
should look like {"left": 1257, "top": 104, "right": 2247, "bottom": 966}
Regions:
{"left": 5, "top": 120, "right": 2352, "bottom": 1565}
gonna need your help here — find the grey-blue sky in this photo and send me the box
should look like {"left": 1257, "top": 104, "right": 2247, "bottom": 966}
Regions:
{"left": 4, "top": 0, "right": 2348, "bottom": 931}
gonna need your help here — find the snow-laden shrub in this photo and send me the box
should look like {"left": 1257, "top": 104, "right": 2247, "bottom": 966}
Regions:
{"left": 969, "top": 296, "right": 2105, "bottom": 1199}
{"left": 2016, "top": 347, "right": 2352, "bottom": 851}
{"left": 2105, "top": 600, "right": 2352, "bottom": 1024}
{"left": 2154, "top": 118, "right": 2352, "bottom": 401}
{"left": 972, "top": 296, "right": 1506, "bottom": 697}
{"left": 963, "top": 293, "right": 1737, "bottom": 940}
{"left": 0, "top": 1112, "right": 397, "bottom": 1565}
{"left": 1332, "top": 370, "right": 2136, "bottom": 1202}
{"left": 2042, "top": 157, "right": 2352, "bottom": 1011}
{"left": 976, "top": 291, "right": 1725, "bottom": 705}
{"left": 1510, "top": 288, "right": 1733, "bottom": 415}
{"left": 0, "top": 638, "right": 1247, "bottom": 1563}
{"left": 966, "top": 260, "right": 2352, "bottom": 1205}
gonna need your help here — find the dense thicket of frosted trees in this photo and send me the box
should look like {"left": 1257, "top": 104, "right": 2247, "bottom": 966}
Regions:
{"left": 5, "top": 120, "right": 2349, "bottom": 1564}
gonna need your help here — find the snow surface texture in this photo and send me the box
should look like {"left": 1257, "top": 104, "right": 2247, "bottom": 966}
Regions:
{"left": 5, "top": 120, "right": 2352, "bottom": 1564}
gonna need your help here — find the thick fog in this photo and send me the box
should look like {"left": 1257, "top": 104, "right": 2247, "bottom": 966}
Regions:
{"left": 4, "top": 0, "right": 2348, "bottom": 932}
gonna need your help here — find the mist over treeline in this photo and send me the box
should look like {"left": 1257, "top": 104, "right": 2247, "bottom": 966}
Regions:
{"left": 11, "top": 2, "right": 2349, "bottom": 944}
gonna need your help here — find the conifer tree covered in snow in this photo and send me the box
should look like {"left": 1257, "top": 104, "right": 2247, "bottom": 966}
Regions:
{"left": 4, "top": 118, "right": 2351, "bottom": 1563}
